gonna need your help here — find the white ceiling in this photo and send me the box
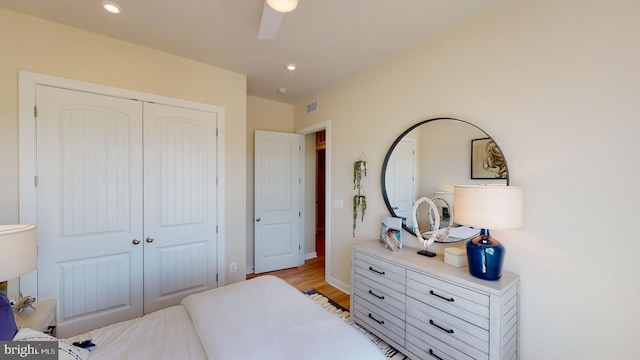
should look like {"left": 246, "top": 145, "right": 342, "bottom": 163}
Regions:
{"left": 0, "top": 0, "right": 503, "bottom": 104}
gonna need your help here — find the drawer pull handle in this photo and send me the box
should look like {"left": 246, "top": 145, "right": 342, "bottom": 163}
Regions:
{"left": 429, "top": 290, "right": 454, "bottom": 303}
{"left": 368, "top": 313, "right": 384, "bottom": 325}
{"left": 429, "top": 319, "right": 454, "bottom": 334}
{"left": 368, "top": 266, "right": 386, "bottom": 275}
{"left": 368, "top": 290, "right": 385, "bottom": 300}
{"left": 428, "top": 349, "right": 443, "bottom": 360}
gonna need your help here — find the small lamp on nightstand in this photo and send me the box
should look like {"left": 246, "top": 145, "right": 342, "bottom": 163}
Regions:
{"left": 0, "top": 224, "right": 37, "bottom": 306}
{"left": 454, "top": 185, "right": 522, "bottom": 280}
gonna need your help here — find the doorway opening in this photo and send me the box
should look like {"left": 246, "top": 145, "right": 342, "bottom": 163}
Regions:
{"left": 249, "top": 122, "right": 341, "bottom": 298}
{"left": 315, "top": 130, "right": 326, "bottom": 259}
{"left": 298, "top": 124, "right": 330, "bottom": 276}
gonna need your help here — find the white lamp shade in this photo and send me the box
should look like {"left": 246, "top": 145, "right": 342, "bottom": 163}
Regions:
{"left": 453, "top": 185, "right": 523, "bottom": 229}
{"left": 267, "top": 0, "right": 298, "bottom": 13}
{"left": 0, "top": 224, "right": 37, "bottom": 282}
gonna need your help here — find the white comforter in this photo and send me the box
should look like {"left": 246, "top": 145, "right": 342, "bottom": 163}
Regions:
{"left": 66, "top": 303, "right": 207, "bottom": 360}
{"left": 68, "top": 275, "right": 386, "bottom": 360}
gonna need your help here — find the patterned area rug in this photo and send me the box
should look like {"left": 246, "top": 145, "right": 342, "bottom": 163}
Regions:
{"left": 302, "top": 288, "right": 410, "bottom": 360}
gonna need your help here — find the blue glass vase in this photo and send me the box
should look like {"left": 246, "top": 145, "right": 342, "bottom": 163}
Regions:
{"left": 466, "top": 229, "right": 505, "bottom": 281}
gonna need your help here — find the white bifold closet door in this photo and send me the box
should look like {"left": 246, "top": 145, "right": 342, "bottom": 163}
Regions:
{"left": 35, "top": 85, "right": 218, "bottom": 337}
{"left": 142, "top": 102, "right": 218, "bottom": 314}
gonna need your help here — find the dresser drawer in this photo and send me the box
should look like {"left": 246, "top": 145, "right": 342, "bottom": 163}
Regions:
{"left": 407, "top": 270, "right": 489, "bottom": 329}
{"left": 406, "top": 297, "right": 488, "bottom": 359}
{"left": 354, "top": 251, "right": 405, "bottom": 293}
{"left": 353, "top": 272, "right": 405, "bottom": 319}
{"left": 406, "top": 323, "right": 486, "bottom": 360}
{"left": 353, "top": 297, "right": 405, "bottom": 348}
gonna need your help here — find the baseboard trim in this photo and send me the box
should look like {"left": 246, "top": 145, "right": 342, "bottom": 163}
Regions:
{"left": 327, "top": 274, "right": 350, "bottom": 295}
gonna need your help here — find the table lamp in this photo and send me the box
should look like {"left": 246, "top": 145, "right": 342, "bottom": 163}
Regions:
{"left": 0, "top": 224, "right": 37, "bottom": 303}
{"left": 453, "top": 185, "right": 522, "bottom": 280}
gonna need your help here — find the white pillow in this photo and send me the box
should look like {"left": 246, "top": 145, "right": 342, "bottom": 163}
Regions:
{"left": 13, "top": 328, "right": 89, "bottom": 360}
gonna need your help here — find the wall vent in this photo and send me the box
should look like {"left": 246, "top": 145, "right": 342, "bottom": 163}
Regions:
{"left": 306, "top": 99, "right": 318, "bottom": 114}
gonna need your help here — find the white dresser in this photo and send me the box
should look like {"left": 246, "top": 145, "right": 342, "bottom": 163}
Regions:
{"left": 351, "top": 241, "right": 519, "bottom": 360}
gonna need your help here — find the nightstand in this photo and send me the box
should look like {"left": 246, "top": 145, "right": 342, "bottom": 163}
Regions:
{"left": 14, "top": 298, "right": 57, "bottom": 336}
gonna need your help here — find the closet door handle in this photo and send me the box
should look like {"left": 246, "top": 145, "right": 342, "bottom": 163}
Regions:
{"left": 146, "top": 237, "right": 154, "bottom": 243}
{"left": 132, "top": 239, "right": 140, "bottom": 245}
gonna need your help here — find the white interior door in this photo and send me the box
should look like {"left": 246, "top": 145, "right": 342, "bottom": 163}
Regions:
{"left": 386, "top": 138, "right": 417, "bottom": 227}
{"left": 36, "top": 86, "right": 144, "bottom": 337}
{"left": 254, "top": 130, "right": 303, "bottom": 273}
{"left": 142, "top": 102, "right": 218, "bottom": 313}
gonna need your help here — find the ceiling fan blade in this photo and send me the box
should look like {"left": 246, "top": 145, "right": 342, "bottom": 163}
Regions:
{"left": 258, "top": 1, "right": 284, "bottom": 40}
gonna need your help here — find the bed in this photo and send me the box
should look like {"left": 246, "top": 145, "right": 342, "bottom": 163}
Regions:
{"left": 11, "top": 275, "right": 387, "bottom": 360}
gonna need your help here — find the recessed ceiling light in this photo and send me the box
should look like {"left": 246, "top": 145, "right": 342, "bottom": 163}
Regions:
{"left": 102, "top": 0, "right": 121, "bottom": 14}
{"left": 277, "top": 88, "right": 287, "bottom": 95}
{"left": 286, "top": 64, "right": 297, "bottom": 71}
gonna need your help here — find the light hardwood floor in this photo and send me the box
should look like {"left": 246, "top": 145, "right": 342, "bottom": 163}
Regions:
{"left": 247, "top": 233, "right": 351, "bottom": 310}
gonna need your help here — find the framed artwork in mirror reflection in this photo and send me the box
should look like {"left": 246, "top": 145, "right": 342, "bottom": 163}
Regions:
{"left": 471, "top": 137, "right": 507, "bottom": 179}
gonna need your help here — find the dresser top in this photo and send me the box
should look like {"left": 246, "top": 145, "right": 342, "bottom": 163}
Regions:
{"left": 353, "top": 240, "right": 519, "bottom": 295}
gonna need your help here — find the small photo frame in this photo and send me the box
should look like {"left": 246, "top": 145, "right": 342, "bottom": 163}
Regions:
{"left": 471, "top": 137, "right": 508, "bottom": 179}
{"left": 380, "top": 216, "right": 403, "bottom": 251}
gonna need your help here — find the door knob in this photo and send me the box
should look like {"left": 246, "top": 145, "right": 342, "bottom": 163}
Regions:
{"left": 132, "top": 238, "right": 140, "bottom": 245}
{"left": 256, "top": 218, "right": 261, "bottom": 222}
{"left": 146, "top": 237, "right": 154, "bottom": 243}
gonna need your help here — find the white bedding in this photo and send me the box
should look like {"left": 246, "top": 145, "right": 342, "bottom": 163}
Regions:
{"left": 66, "top": 304, "right": 207, "bottom": 360}
{"left": 182, "top": 275, "right": 386, "bottom": 360}
{"left": 67, "top": 275, "right": 386, "bottom": 360}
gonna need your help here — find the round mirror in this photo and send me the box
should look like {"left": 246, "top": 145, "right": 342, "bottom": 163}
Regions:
{"left": 381, "top": 117, "right": 509, "bottom": 239}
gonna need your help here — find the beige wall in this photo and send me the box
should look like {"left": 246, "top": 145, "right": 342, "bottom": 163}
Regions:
{"left": 294, "top": 0, "right": 640, "bottom": 358}
{"left": 0, "top": 9, "right": 247, "bottom": 284}
{"left": 245, "top": 95, "right": 294, "bottom": 271}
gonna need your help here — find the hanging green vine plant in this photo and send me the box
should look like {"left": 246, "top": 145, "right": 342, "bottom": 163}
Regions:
{"left": 353, "top": 194, "right": 367, "bottom": 237}
{"left": 353, "top": 156, "right": 367, "bottom": 237}
{"left": 353, "top": 160, "right": 367, "bottom": 190}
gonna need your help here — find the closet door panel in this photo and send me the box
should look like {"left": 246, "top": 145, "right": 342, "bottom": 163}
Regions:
{"left": 35, "top": 85, "right": 144, "bottom": 338}
{"left": 143, "top": 102, "right": 218, "bottom": 313}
